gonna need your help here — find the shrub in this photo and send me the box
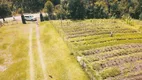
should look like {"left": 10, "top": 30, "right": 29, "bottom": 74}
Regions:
{"left": 44, "top": 15, "right": 49, "bottom": 21}
{"left": 17, "top": 8, "right": 23, "bottom": 14}
{"left": 44, "top": 0, "right": 54, "bottom": 20}
{"left": 122, "top": 14, "right": 133, "bottom": 26}
{"left": 122, "top": 14, "right": 131, "bottom": 20}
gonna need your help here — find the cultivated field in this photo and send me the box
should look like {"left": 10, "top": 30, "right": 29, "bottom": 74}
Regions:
{"left": 52, "top": 19, "right": 142, "bottom": 80}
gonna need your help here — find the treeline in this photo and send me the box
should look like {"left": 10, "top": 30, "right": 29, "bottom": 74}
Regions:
{"left": 0, "top": 0, "right": 142, "bottom": 21}
{"left": 65, "top": 0, "right": 142, "bottom": 20}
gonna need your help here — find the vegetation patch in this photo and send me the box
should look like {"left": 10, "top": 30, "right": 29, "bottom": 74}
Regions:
{"left": 100, "top": 67, "right": 121, "bottom": 79}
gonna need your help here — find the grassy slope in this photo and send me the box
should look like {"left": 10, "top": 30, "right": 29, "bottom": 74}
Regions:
{"left": 40, "top": 22, "right": 89, "bottom": 80}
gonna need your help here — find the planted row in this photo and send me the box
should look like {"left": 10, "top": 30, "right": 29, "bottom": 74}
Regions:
{"left": 92, "top": 52, "right": 142, "bottom": 71}
{"left": 82, "top": 43, "right": 142, "bottom": 55}
{"left": 85, "top": 48, "right": 142, "bottom": 62}
{"left": 72, "top": 36, "right": 142, "bottom": 46}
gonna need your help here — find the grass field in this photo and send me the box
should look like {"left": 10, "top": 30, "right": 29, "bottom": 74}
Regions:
{"left": 0, "top": 22, "right": 89, "bottom": 80}
{"left": 0, "top": 24, "right": 30, "bottom": 80}
{"left": 52, "top": 19, "right": 142, "bottom": 80}
{"left": 39, "top": 22, "right": 89, "bottom": 80}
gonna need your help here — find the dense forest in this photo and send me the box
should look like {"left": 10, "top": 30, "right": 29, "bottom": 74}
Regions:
{"left": 0, "top": 0, "right": 142, "bottom": 20}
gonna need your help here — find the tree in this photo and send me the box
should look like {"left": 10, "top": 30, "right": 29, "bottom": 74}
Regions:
{"left": 0, "top": 4, "right": 11, "bottom": 22}
{"left": 3, "top": 0, "right": 142, "bottom": 20}
{"left": 51, "top": 0, "right": 60, "bottom": 5}
{"left": 105, "top": 0, "right": 110, "bottom": 14}
{"left": 54, "top": 4, "right": 67, "bottom": 19}
{"left": 68, "top": 0, "right": 86, "bottom": 20}
{"left": 10, "top": 0, "right": 46, "bottom": 13}
{"left": 44, "top": 0, "right": 54, "bottom": 20}
{"left": 86, "top": 2, "right": 94, "bottom": 19}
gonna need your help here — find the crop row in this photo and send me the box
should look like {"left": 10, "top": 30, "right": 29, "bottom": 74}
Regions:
{"left": 72, "top": 36, "right": 142, "bottom": 46}
{"left": 124, "top": 73, "right": 142, "bottom": 80}
{"left": 69, "top": 33, "right": 142, "bottom": 42}
{"left": 84, "top": 48, "right": 142, "bottom": 62}
{"left": 92, "top": 52, "right": 142, "bottom": 71}
{"left": 82, "top": 43, "right": 142, "bottom": 55}
{"left": 64, "top": 28, "right": 136, "bottom": 35}
{"left": 66, "top": 29, "right": 137, "bottom": 39}
{"left": 104, "top": 61, "right": 142, "bottom": 80}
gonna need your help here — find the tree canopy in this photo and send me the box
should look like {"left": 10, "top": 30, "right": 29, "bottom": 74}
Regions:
{"left": 0, "top": 0, "right": 142, "bottom": 20}
{"left": 68, "top": 0, "right": 86, "bottom": 20}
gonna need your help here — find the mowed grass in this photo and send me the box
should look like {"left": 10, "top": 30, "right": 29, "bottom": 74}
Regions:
{"left": 40, "top": 22, "right": 89, "bottom": 80}
{"left": 0, "top": 24, "right": 30, "bottom": 80}
{"left": 0, "top": 21, "right": 89, "bottom": 80}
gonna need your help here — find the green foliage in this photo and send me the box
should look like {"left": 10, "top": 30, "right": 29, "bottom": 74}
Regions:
{"left": 8, "top": 0, "right": 60, "bottom": 13}
{"left": 122, "top": 14, "right": 134, "bottom": 26}
{"left": 54, "top": 5, "right": 68, "bottom": 19}
{"left": 44, "top": 0, "right": 54, "bottom": 20}
{"left": 94, "top": 6, "right": 108, "bottom": 18}
{"left": 17, "top": 8, "right": 23, "bottom": 14}
{"left": 0, "top": 4, "right": 11, "bottom": 21}
{"left": 43, "top": 15, "right": 49, "bottom": 21}
{"left": 44, "top": 1, "right": 54, "bottom": 13}
{"left": 10, "top": 0, "right": 44, "bottom": 13}
{"left": 86, "top": 4, "right": 94, "bottom": 19}
{"left": 68, "top": 0, "right": 86, "bottom": 20}
{"left": 3, "top": 0, "right": 142, "bottom": 20}
{"left": 50, "top": 0, "right": 60, "bottom": 5}
{"left": 100, "top": 67, "right": 121, "bottom": 79}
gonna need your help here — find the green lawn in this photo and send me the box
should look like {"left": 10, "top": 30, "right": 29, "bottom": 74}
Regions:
{"left": 0, "top": 24, "right": 30, "bottom": 80}
{"left": 40, "top": 22, "right": 89, "bottom": 80}
{"left": 0, "top": 22, "right": 89, "bottom": 80}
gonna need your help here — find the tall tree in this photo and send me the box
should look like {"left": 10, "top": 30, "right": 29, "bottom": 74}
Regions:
{"left": 0, "top": 4, "right": 11, "bottom": 22}
{"left": 44, "top": 0, "right": 54, "bottom": 20}
{"left": 68, "top": 0, "right": 86, "bottom": 20}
